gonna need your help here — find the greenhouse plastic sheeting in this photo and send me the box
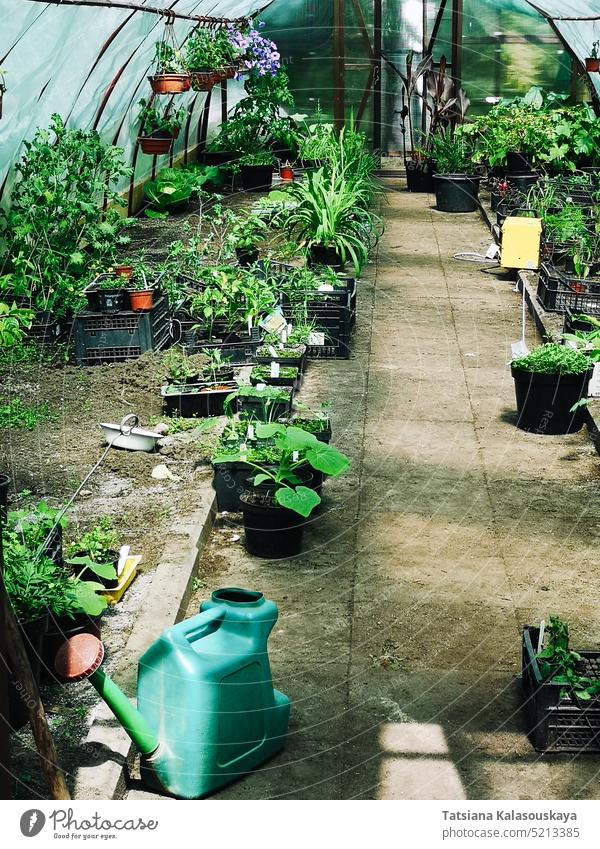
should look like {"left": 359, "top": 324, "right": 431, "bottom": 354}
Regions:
{"left": 0, "top": 1, "right": 273, "bottom": 199}
{"left": 526, "top": 1, "right": 600, "bottom": 97}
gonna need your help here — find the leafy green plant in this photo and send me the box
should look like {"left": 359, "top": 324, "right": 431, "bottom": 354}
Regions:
{"left": 0, "top": 114, "right": 132, "bottom": 317}
{"left": 0, "top": 302, "right": 32, "bottom": 348}
{"left": 7, "top": 501, "right": 68, "bottom": 553}
{"left": 0, "top": 398, "right": 56, "bottom": 430}
{"left": 153, "top": 41, "right": 184, "bottom": 74}
{"left": 162, "top": 346, "right": 200, "bottom": 383}
{"left": 536, "top": 616, "right": 600, "bottom": 702}
{"left": 200, "top": 347, "right": 233, "bottom": 382}
{"left": 225, "top": 384, "right": 291, "bottom": 422}
{"left": 512, "top": 343, "right": 590, "bottom": 375}
{"left": 138, "top": 99, "right": 185, "bottom": 137}
{"left": 251, "top": 365, "right": 299, "bottom": 382}
{"left": 283, "top": 166, "right": 381, "bottom": 274}
{"left": 543, "top": 206, "right": 588, "bottom": 246}
{"left": 184, "top": 28, "right": 234, "bottom": 71}
{"left": 67, "top": 516, "right": 119, "bottom": 564}
{"left": 428, "top": 127, "right": 475, "bottom": 174}
{"left": 213, "top": 422, "right": 350, "bottom": 517}
{"left": 144, "top": 165, "right": 223, "bottom": 215}
{"left": 239, "top": 152, "right": 276, "bottom": 167}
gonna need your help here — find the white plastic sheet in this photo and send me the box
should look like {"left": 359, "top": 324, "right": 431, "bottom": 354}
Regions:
{"left": 526, "top": 1, "right": 600, "bottom": 97}
{"left": 0, "top": 0, "right": 274, "bottom": 199}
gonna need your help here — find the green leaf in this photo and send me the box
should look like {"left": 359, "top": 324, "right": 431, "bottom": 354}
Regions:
{"left": 253, "top": 473, "right": 272, "bottom": 486}
{"left": 284, "top": 426, "right": 318, "bottom": 451}
{"left": 306, "top": 442, "right": 350, "bottom": 477}
{"left": 255, "top": 422, "right": 285, "bottom": 439}
{"left": 144, "top": 210, "right": 169, "bottom": 220}
{"left": 275, "top": 485, "right": 321, "bottom": 517}
{"left": 73, "top": 581, "right": 108, "bottom": 616}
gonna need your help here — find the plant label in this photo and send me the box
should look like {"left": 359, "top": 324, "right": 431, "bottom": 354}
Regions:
{"left": 588, "top": 363, "right": 600, "bottom": 398}
{"left": 318, "top": 283, "right": 335, "bottom": 292}
{"left": 270, "top": 361, "right": 280, "bottom": 378}
{"left": 246, "top": 425, "right": 255, "bottom": 441}
{"left": 260, "top": 309, "right": 287, "bottom": 336}
{"left": 292, "top": 451, "right": 299, "bottom": 461}
{"left": 309, "top": 331, "right": 325, "bottom": 346}
{"left": 511, "top": 340, "right": 529, "bottom": 359}
{"left": 268, "top": 345, "right": 279, "bottom": 358}
{"left": 256, "top": 382, "right": 267, "bottom": 390}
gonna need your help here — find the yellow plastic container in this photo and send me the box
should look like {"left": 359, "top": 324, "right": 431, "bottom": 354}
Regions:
{"left": 99, "top": 555, "right": 140, "bottom": 605}
{"left": 501, "top": 217, "right": 542, "bottom": 270}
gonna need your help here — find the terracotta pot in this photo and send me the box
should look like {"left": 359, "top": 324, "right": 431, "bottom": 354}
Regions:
{"left": 189, "top": 70, "right": 215, "bottom": 92}
{"left": 114, "top": 264, "right": 133, "bottom": 279}
{"left": 138, "top": 135, "right": 173, "bottom": 155}
{"left": 225, "top": 67, "right": 236, "bottom": 79}
{"left": 280, "top": 166, "right": 294, "bottom": 182}
{"left": 148, "top": 73, "right": 191, "bottom": 94}
{"left": 585, "top": 58, "right": 600, "bottom": 72}
{"left": 129, "top": 290, "right": 154, "bottom": 312}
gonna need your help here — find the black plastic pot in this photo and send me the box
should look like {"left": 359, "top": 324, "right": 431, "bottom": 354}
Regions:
{"left": 506, "top": 151, "right": 533, "bottom": 172}
{"left": 236, "top": 247, "right": 259, "bottom": 267}
{"left": 405, "top": 160, "right": 434, "bottom": 193}
{"left": 201, "top": 150, "right": 241, "bottom": 166}
{"left": 308, "top": 244, "right": 344, "bottom": 269}
{"left": 433, "top": 174, "right": 481, "bottom": 213}
{"left": 93, "top": 288, "right": 128, "bottom": 313}
{"left": 74, "top": 550, "right": 119, "bottom": 590}
{"left": 506, "top": 172, "right": 539, "bottom": 194}
{"left": 237, "top": 393, "right": 292, "bottom": 422}
{"left": 241, "top": 164, "right": 274, "bottom": 192}
{"left": 255, "top": 346, "right": 307, "bottom": 374}
{"left": 213, "top": 461, "right": 252, "bottom": 512}
{"left": 9, "top": 614, "right": 49, "bottom": 730}
{"left": 511, "top": 366, "right": 593, "bottom": 434}
{"left": 240, "top": 493, "right": 305, "bottom": 558}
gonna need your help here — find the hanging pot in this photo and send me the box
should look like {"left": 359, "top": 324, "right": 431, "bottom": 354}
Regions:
{"left": 585, "top": 58, "right": 600, "bottom": 72}
{"left": 190, "top": 70, "right": 216, "bottom": 91}
{"left": 148, "top": 73, "right": 191, "bottom": 94}
{"left": 138, "top": 133, "right": 174, "bottom": 155}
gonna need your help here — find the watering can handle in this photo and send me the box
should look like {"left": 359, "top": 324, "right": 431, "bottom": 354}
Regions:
{"left": 120, "top": 414, "right": 139, "bottom": 435}
{"left": 169, "top": 605, "right": 226, "bottom": 647}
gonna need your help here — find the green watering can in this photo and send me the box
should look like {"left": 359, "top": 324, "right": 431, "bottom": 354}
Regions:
{"left": 55, "top": 588, "right": 290, "bottom": 799}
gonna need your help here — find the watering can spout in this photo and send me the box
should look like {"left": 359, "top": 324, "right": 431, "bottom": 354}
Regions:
{"left": 55, "top": 634, "right": 159, "bottom": 757}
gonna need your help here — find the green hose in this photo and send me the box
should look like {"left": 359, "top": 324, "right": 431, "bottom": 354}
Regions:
{"left": 89, "top": 667, "right": 158, "bottom": 756}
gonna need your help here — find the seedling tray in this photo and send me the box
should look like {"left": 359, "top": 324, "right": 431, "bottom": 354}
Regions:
{"left": 175, "top": 321, "right": 261, "bottom": 364}
{"left": 161, "top": 382, "right": 237, "bottom": 417}
{"left": 563, "top": 307, "right": 600, "bottom": 335}
{"left": 74, "top": 296, "right": 170, "bottom": 365}
{"left": 522, "top": 626, "right": 600, "bottom": 753}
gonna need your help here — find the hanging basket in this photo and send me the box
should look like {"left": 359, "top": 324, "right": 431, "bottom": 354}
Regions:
{"left": 189, "top": 70, "right": 218, "bottom": 92}
{"left": 585, "top": 57, "right": 600, "bottom": 73}
{"left": 138, "top": 134, "right": 174, "bottom": 155}
{"left": 148, "top": 73, "right": 191, "bottom": 94}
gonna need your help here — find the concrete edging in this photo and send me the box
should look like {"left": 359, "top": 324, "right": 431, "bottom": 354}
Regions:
{"left": 73, "top": 483, "right": 217, "bottom": 800}
{"left": 517, "top": 269, "right": 600, "bottom": 454}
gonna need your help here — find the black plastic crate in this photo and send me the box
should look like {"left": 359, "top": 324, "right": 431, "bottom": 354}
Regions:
{"left": 176, "top": 321, "right": 262, "bottom": 364}
{"left": 537, "top": 264, "right": 600, "bottom": 314}
{"left": 564, "top": 307, "right": 600, "bottom": 335}
{"left": 74, "top": 297, "right": 170, "bottom": 365}
{"left": 522, "top": 626, "right": 600, "bottom": 753}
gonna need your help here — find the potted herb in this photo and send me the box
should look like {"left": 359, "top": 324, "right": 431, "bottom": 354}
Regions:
{"left": 225, "top": 423, "right": 349, "bottom": 558}
{"left": 250, "top": 365, "right": 300, "bottom": 389}
{"left": 228, "top": 211, "right": 268, "bottom": 266}
{"left": 201, "top": 347, "right": 235, "bottom": 383}
{"left": 255, "top": 339, "right": 308, "bottom": 373}
{"left": 7, "top": 500, "right": 68, "bottom": 568}
{"left": 148, "top": 42, "right": 190, "bottom": 94}
{"left": 137, "top": 99, "right": 185, "bottom": 156}
{"left": 430, "top": 128, "right": 481, "bottom": 213}
{"left": 66, "top": 517, "right": 120, "bottom": 589}
{"left": 227, "top": 384, "right": 293, "bottom": 422}
{"left": 163, "top": 346, "right": 201, "bottom": 385}
{"left": 586, "top": 42, "right": 600, "bottom": 73}
{"left": 83, "top": 273, "right": 129, "bottom": 313}
{"left": 185, "top": 28, "right": 235, "bottom": 89}
{"left": 129, "top": 265, "right": 155, "bottom": 312}
{"left": 239, "top": 152, "right": 276, "bottom": 192}
{"left": 510, "top": 343, "right": 593, "bottom": 434}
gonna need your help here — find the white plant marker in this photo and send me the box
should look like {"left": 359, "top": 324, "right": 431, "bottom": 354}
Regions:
{"left": 588, "top": 363, "right": 600, "bottom": 398}
{"left": 270, "top": 361, "right": 280, "bottom": 378}
{"left": 511, "top": 281, "right": 529, "bottom": 359}
{"left": 537, "top": 620, "right": 545, "bottom": 654}
{"left": 117, "top": 544, "right": 130, "bottom": 578}
{"left": 246, "top": 424, "right": 255, "bottom": 440}
{"left": 268, "top": 345, "right": 278, "bottom": 358}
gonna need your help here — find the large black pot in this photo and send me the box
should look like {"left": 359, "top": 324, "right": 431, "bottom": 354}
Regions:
{"left": 240, "top": 493, "right": 305, "bottom": 558}
{"left": 241, "top": 164, "right": 274, "bottom": 192}
{"left": 511, "top": 366, "right": 593, "bottom": 435}
{"left": 406, "top": 160, "right": 434, "bottom": 193}
{"left": 308, "top": 244, "right": 344, "bottom": 269}
{"left": 8, "top": 614, "right": 49, "bottom": 730}
{"left": 212, "top": 461, "right": 252, "bottom": 512}
{"left": 236, "top": 247, "right": 259, "bottom": 267}
{"left": 506, "top": 151, "right": 533, "bottom": 172}
{"left": 506, "top": 172, "right": 539, "bottom": 194}
{"left": 433, "top": 174, "right": 481, "bottom": 213}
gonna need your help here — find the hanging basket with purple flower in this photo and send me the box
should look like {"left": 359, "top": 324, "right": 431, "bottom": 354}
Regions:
{"left": 227, "top": 20, "right": 281, "bottom": 78}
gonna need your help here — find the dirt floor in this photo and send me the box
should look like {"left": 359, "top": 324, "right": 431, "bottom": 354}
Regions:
{"left": 1, "top": 204, "right": 223, "bottom": 798}
{"left": 127, "top": 182, "right": 600, "bottom": 801}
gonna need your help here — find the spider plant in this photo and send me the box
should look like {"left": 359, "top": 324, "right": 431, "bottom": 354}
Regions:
{"left": 283, "top": 166, "right": 382, "bottom": 275}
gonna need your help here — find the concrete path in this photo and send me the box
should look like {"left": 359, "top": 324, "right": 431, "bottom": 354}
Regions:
{"left": 127, "top": 184, "right": 600, "bottom": 801}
